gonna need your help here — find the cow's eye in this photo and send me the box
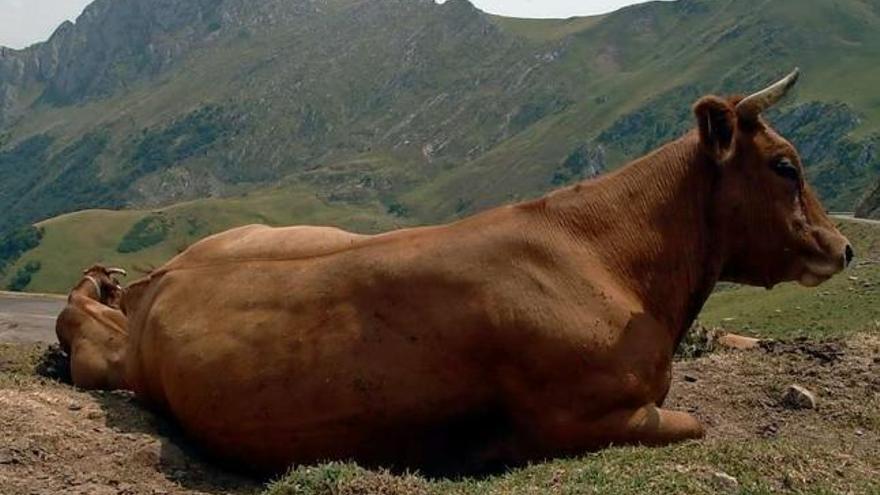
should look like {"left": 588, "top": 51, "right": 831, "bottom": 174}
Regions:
{"left": 772, "top": 157, "right": 799, "bottom": 182}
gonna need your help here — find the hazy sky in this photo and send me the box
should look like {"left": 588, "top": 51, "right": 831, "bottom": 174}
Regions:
{"left": 0, "top": 0, "right": 662, "bottom": 49}
{"left": 439, "top": 0, "right": 663, "bottom": 18}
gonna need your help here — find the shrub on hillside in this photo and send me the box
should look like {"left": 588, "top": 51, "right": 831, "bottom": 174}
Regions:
{"left": 0, "top": 225, "right": 44, "bottom": 274}
{"left": 7, "top": 261, "right": 42, "bottom": 292}
{"left": 117, "top": 214, "right": 172, "bottom": 254}
{"left": 132, "top": 106, "right": 236, "bottom": 175}
{"left": 385, "top": 201, "right": 409, "bottom": 218}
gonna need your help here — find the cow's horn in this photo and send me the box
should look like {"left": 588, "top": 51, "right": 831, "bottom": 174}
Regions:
{"left": 736, "top": 68, "right": 800, "bottom": 121}
{"left": 107, "top": 267, "right": 128, "bottom": 277}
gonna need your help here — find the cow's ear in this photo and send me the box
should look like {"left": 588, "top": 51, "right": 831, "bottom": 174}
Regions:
{"left": 694, "top": 96, "right": 737, "bottom": 161}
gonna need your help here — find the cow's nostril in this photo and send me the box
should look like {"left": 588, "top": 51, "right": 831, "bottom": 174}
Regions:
{"left": 845, "top": 244, "right": 855, "bottom": 267}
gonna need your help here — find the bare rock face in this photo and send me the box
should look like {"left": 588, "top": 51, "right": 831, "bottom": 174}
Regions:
{"left": 0, "top": 0, "right": 320, "bottom": 124}
{"left": 856, "top": 180, "right": 880, "bottom": 219}
{"left": 782, "top": 384, "right": 817, "bottom": 410}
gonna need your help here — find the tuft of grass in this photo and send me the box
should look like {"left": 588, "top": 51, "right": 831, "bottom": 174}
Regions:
{"left": 266, "top": 463, "right": 431, "bottom": 495}
{"left": 675, "top": 323, "right": 721, "bottom": 360}
{"left": 264, "top": 438, "right": 879, "bottom": 495}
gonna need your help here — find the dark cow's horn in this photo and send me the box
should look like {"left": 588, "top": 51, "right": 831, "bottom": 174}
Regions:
{"left": 107, "top": 267, "right": 128, "bottom": 277}
{"left": 736, "top": 68, "right": 800, "bottom": 121}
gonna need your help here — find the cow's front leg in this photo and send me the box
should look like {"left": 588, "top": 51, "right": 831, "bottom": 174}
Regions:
{"left": 524, "top": 404, "right": 704, "bottom": 457}
{"left": 599, "top": 405, "right": 705, "bottom": 446}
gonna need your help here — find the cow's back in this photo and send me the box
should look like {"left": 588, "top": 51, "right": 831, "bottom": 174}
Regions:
{"left": 164, "top": 224, "right": 369, "bottom": 270}
{"left": 122, "top": 224, "right": 368, "bottom": 329}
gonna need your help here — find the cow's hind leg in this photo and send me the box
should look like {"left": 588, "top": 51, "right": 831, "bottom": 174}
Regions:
{"left": 526, "top": 404, "right": 704, "bottom": 457}
{"left": 70, "top": 342, "right": 110, "bottom": 390}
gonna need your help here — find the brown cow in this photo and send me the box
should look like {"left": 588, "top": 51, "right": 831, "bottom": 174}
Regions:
{"left": 56, "top": 265, "right": 129, "bottom": 390}
{"left": 122, "top": 70, "right": 851, "bottom": 474}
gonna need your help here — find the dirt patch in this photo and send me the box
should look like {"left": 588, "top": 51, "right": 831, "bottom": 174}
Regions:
{"left": 1, "top": 335, "right": 878, "bottom": 494}
{"left": 0, "top": 343, "right": 260, "bottom": 495}
{"left": 666, "top": 333, "right": 879, "bottom": 489}
{"left": 759, "top": 337, "right": 847, "bottom": 364}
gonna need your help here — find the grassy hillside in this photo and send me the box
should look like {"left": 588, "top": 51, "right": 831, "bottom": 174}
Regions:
{"left": 0, "top": 184, "right": 400, "bottom": 293}
{"left": 407, "top": 0, "right": 880, "bottom": 221}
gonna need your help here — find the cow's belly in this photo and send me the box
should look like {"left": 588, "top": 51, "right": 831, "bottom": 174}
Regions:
{"left": 135, "top": 264, "right": 500, "bottom": 471}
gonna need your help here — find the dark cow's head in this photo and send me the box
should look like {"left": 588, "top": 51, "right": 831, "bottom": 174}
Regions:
{"left": 79, "top": 265, "right": 128, "bottom": 308}
{"left": 694, "top": 69, "right": 852, "bottom": 288}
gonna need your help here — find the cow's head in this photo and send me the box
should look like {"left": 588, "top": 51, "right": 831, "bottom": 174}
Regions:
{"left": 694, "top": 69, "right": 852, "bottom": 288}
{"left": 80, "top": 265, "right": 127, "bottom": 308}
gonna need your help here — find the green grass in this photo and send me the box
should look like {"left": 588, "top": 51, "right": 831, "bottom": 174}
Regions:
{"left": 700, "top": 220, "right": 880, "bottom": 339}
{"left": 264, "top": 439, "right": 878, "bottom": 495}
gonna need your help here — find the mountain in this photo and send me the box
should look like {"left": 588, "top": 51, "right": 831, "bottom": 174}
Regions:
{"left": 2, "top": 0, "right": 880, "bottom": 291}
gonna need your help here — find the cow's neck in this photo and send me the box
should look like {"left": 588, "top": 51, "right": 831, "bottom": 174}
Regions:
{"left": 546, "top": 131, "right": 724, "bottom": 344}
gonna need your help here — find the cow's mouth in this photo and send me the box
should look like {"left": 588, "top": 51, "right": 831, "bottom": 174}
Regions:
{"left": 798, "top": 271, "right": 831, "bottom": 287}
{"left": 797, "top": 258, "right": 844, "bottom": 287}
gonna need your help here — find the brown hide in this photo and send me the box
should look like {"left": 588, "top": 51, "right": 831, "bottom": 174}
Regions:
{"left": 122, "top": 74, "right": 850, "bottom": 474}
{"left": 56, "top": 266, "right": 129, "bottom": 390}
{"left": 121, "top": 225, "right": 364, "bottom": 316}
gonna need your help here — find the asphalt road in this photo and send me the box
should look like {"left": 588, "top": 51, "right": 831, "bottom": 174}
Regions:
{"left": 832, "top": 214, "right": 880, "bottom": 226}
{"left": 0, "top": 292, "right": 65, "bottom": 344}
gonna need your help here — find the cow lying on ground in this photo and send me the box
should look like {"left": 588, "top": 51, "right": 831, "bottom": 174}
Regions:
{"left": 122, "top": 70, "right": 852, "bottom": 474}
{"left": 56, "top": 265, "right": 129, "bottom": 390}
